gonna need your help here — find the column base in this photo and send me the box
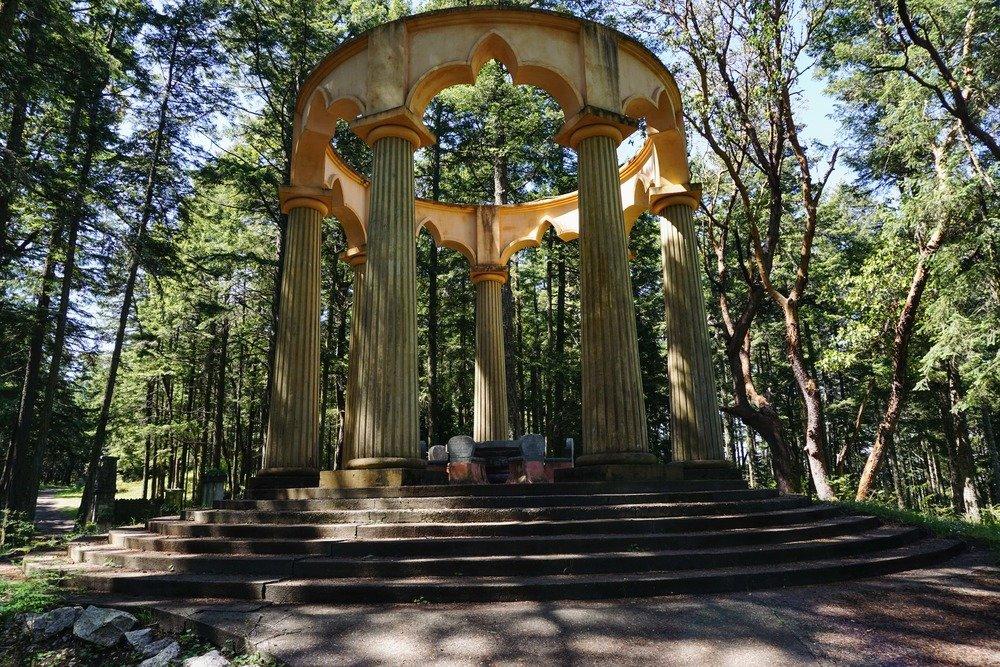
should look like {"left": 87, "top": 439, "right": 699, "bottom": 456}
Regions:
{"left": 320, "top": 467, "right": 447, "bottom": 489}
{"left": 345, "top": 457, "right": 427, "bottom": 470}
{"left": 249, "top": 468, "right": 320, "bottom": 494}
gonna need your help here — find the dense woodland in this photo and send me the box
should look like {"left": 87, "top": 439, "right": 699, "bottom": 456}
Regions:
{"left": 0, "top": 0, "right": 998, "bottom": 525}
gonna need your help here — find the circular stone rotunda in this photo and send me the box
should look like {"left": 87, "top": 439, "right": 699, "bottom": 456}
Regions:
{"left": 33, "top": 8, "right": 962, "bottom": 605}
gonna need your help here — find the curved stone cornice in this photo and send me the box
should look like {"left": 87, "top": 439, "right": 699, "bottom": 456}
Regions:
{"left": 294, "top": 7, "right": 696, "bottom": 269}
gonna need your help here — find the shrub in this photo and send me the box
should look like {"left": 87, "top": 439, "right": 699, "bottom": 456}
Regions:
{"left": 0, "top": 511, "right": 37, "bottom": 556}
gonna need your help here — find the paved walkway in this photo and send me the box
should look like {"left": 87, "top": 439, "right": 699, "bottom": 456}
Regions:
{"left": 34, "top": 489, "right": 79, "bottom": 535}
{"left": 85, "top": 549, "right": 1000, "bottom": 666}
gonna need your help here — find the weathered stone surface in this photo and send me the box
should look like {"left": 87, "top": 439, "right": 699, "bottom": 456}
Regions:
{"left": 73, "top": 605, "right": 137, "bottom": 646}
{"left": 23, "top": 605, "right": 82, "bottom": 638}
{"left": 348, "top": 134, "right": 422, "bottom": 469}
{"left": 446, "top": 435, "right": 476, "bottom": 461}
{"left": 142, "top": 637, "right": 179, "bottom": 657}
{"left": 472, "top": 269, "right": 509, "bottom": 441}
{"left": 659, "top": 202, "right": 725, "bottom": 461}
{"left": 259, "top": 202, "right": 325, "bottom": 479}
{"left": 555, "top": 463, "right": 682, "bottom": 483}
{"left": 446, "top": 460, "right": 488, "bottom": 484}
{"left": 138, "top": 640, "right": 180, "bottom": 667}
{"left": 427, "top": 444, "right": 448, "bottom": 462}
{"left": 574, "top": 132, "right": 650, "bottom": 464}
{"left": 182, "top": 649, "right": 232, "bottom": 667}
{"left": 124, "top": 626, "right": 154, "bottom": 650}
{"left": 320, "top": 467, "right": 447, "bottom": 488}
{"left": 519, "top": 434, "right": 546, "bottom": 461}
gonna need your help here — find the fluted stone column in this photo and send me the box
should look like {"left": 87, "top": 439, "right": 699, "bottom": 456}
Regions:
{"left": 260, "top": 198, "right": 325, "bottom": 484}
{"left": 340, "top": 246, "right": 366, "bottom": 466}
{"left": 658, "top": 201, "right": 725, "bottom": 461}
{"left": 471, "top": 266, "right": 510, "bottom": 441}
{"left": 573, "top": 126, "right": 654, "bottom": 467}
{"left": 347, "top": 131, "right": 423, "bottom": 470}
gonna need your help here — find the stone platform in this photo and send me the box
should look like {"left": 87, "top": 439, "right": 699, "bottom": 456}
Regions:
{"left": 70, "top": 549, "right": 999, "bottom": 665}
{"left": 26, "top": 477, "right": 965, "bottom": 606}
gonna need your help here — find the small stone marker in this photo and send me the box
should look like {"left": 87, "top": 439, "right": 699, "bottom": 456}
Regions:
{"left": 73, "top": 605, "right": 137, "bottom": 646}
{"left": 139, "top": 640, "right": 180, "bottom": 667}
{"left": 183, "top": 649, "right": 232, "bottom": 667}
{"left": 23, "top": 606, "right": 82, "bottom": 638}
{"left": 446, "top": 435, "right": 476, "bottom": 461}
{"left": 519, "top": 434, "right": 546, "bottom": 461}
{"left": 427, "top": 444, "right": 448, "bottom": 462}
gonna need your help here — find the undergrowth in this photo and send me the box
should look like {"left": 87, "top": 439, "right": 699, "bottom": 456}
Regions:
{"left": 838, "top": 500, "right": 1000, "bottom": 555}
{"left": 0, "top": 574, "right": 63, "bottom": 621}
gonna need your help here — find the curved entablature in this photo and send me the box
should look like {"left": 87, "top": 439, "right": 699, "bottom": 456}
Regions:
{"left": 288, "top": 7, "right": 698, "bottom": 268}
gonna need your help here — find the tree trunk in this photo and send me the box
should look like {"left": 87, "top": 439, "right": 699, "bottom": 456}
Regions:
{"left": 781, "top": 302, "right": 836, "bottom": 499}
{"left": 213, "top": 319, "right": 229, "bottom": 471}
{"left": 0, "top": 11, "right": 39, "bottom": 257}
{"left": 1, "top": 218, "right": 62, "bottom": 513}
{"left": 981, "top": 409, "right": 1000, "bottom": 503}
{"left": 142, "top": 381, "right": 155, "bottom": 500}
{"left": 723, "top": 325, "right": 800, "bottom": 493}
{"left": 941, "top": 362, "right": 980, "bottom": 519}
{"left": 78, "top": 21, "right": 183, "bottom": 522}
{"left": 856, "top": 228, "right": 943, "bottom": 501}
{"left": 835, "top": 377, "right": 874, "bottom": 475}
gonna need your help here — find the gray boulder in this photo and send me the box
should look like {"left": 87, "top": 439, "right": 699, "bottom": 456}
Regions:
{"left": 142, "top": 637, "right": 178, "bottom": 657}
{"left": 139, "top": 640, "right": 180, "bottom": 667}
{"left": 183, "top": 650, "right": 232, "bottom": 667}
{"left": 73, "top": 605, "right": 138, "bottom": 646}
{"left": 125, "top": 627, "right": 155, "bottom": 650}
{"left": 24, "top": 606, "right": 83, "bottom": 639}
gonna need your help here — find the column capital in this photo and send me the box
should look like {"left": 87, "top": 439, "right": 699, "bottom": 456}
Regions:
{"left": 650, "top": 183, "right": 703, "bottom": 214}
{"left": 279, "top": 186, "right": 335, "bottom": 216}
{"left": 340, "top": 245, "right": 367, "bottom": 267}
{"left": 554, "top": 105, "right": 639, "bottom": 149}
{"left": 350, "top": 106, "right": 436, "bottom": 149}
{"left": 470, "top": 264, "right": 508, "bottom": 284}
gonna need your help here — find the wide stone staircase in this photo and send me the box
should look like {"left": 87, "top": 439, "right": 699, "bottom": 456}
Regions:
{"left": 30, "top": 477, "right": 963, "bottom": 604}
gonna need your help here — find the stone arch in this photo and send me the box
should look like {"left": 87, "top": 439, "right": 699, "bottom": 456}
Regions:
{"left": 290, "top": 8, "right": 692, "bottom": 194}
{"left": 406, "top": 31, "right": 583, "bottom": 119}
{"left": 418, "top": 214, "right": 477, "bottom": 265}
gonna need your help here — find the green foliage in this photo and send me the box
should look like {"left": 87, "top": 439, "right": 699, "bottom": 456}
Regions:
{"left": 0, "top": 574, "right": 63, "bottom": 621}
{"left": 0, "top": 511, "right": 37, "bottom": 556}
{"left": 839, "top": 500, "right": 1000, "bottom": 555}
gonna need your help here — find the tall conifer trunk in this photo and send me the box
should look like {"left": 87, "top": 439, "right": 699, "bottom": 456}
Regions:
{"left": 79, "top": 16, "right": 184, "bottom": 521}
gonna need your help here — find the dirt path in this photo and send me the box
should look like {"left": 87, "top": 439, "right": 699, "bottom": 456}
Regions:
{"left": 33, "top": 490, "right": 79, "bottom": 535}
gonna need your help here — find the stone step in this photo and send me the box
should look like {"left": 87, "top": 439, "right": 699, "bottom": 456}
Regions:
{"left": 190, "top": 496, "right": 809, "bottom": 526}
{"left": 157, "top": 504, "right": 841, "bottom": 540}
{"left": 344, "top": 504, "right": 842, "bottom": 539}
{"left": 125, "top": 514, "right": 879, "bottom": 556}
{"left": 83, "top": 527, "right": 922, "bottom": 577}
{"left": 217, "top": 488, "right": 779, "bottom": 511}
{"left": 64, "top": 538, "right": 963, "bottom": 603}
{"left": 260, "top": 479, "right": 748, "bottom": 500}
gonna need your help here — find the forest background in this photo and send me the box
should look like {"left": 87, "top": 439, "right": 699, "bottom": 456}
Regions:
{"left": 0, "top": 0, "right": 998, "bottom": 527}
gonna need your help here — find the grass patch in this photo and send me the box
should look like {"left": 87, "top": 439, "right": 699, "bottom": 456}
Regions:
{"left": 0, "top": 574, "right": 63, "bottom": 621}
{"left": 838, "top": 500, "right": 1000, "bottom": 553}
{"left": 41, "top": 486, "right": 84, "bottom": 499}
